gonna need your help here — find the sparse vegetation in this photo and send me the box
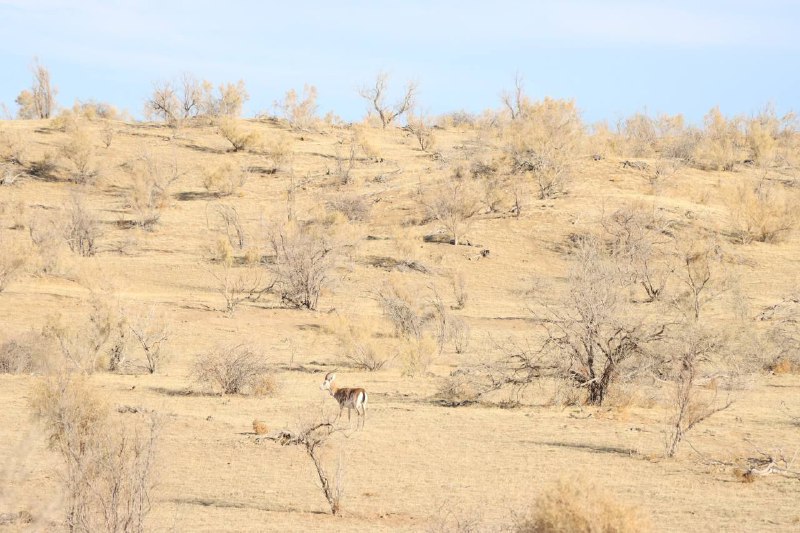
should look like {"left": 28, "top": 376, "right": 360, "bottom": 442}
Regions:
{"left": 192, "top": 344, "right": 276, "bottom": 395}
{"left": 2, "top": 60, "right": 800, "bottom": 532}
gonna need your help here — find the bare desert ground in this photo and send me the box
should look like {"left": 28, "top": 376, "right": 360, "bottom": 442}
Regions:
{"left": 1, "top": 108, "right": 799, "bottom": 532}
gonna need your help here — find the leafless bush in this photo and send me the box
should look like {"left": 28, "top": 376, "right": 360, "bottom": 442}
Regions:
{"left": 27, "top": 210, "right": 65, "bottom": 274}
{"left": 28, "top": 151, "right": 59, "bottom": 180}
{"left": 694, "top": 107, "right": 744, "bottom": 171}
{"left": 207, "top": 203, "right": 247, "bottom": 250}
{"left": 64, "top": 194, "right": 100, "bottom": 257}
{"left": 264, "top": 132, "right": 294, "bottom": 172}
{"left": 256, "top": 420, "right": 346, "bottom": 515}
{"left": 602, "top": 204, "right": 675, "bottom": 302}
{"left": 31, "top": 374, "right": 159, "bottom": 533}
{"left": 60, "top": 125, "right": 95, "bottom": 184}
{"left": 422, "top": 172, "right": 481, "bottom": 246}
{"left": 757, "top": 293, "right": 800, "bottom": 373}
{"left": 332, "top": 136, "right": 358, "bottom": 185}
{"left": 514, "top": 480, "right": 650, "bottom": 533}
{"left": 672, "top": 240, "right": 730, "bottom": 321}
{"left": 203, "top": 160, "right": 250, "bottom": 196}
{"left": 0, "top": 232, "right": 26, "bottom": 292}
{"left": 663, "top": 327, "right": 733, "bottom": 458}
{"left": 449, "top": 317, "right": 470, "bottom": 354}
{"left": 376, "top": 281, "right": 425, "bottom": 340}
{"left": 331, "top": 316, "right": 390, "bottom": 371}
{"left": 451, "top": 271, "right": 468, "bottom": 309}
{"left": 359, "top": 71, "right": 417, "bottom": 128}
{"left": 129, "top": 307, "right": 170, "bottom": 374}
{"left": 217, "top": 117, "right": 261, "bottom": 152}
{"left": 0, "top": 129, "right": 27, "bottom": 166}
{"left": 620, "top": 112, "right": 657, "bottom": 156}
{"left": 145, "top": 80, "right": 180, "bottom": 123}
{"left": 192, "top": 344, "right": 276, "bottom": 395}
{"left": 125, "top": 150, "right": 180, "bottom": 229}
{"left": 15, "top": 59, "right": 57, "bottom": 119}
{"left": 100, "top": 120, "right": 115, "bottom": 148}
{"left": 266, "top": 222, "right": 340, "bottom": 310}
{"left": 397, "top": 336, "right": 438, "bottom": 377}
{"left": 0, "top": 340, "right": 31, "bottom": 374}
{"left": 326, "top": 193, "right": 372, "bottom": 222}
{"left": 501, "top": 73, "right": 530, "bottom": 121}
{"left": 209, "top": 260, "right": 269, "bottom": 316}
{"left": 406, "top": 112, "right": 436, "bottom": 152}
{"left": 728, "top": 180, "right": 797, "bottom": 244}
{"left": 273, "top": 84, "right": 318, "bottom": 130}
{"left": 540, "top": 239, "right": 666, "bottom": 405}
{"left": 505, "top": 98, "right": 583, "bottom": 199}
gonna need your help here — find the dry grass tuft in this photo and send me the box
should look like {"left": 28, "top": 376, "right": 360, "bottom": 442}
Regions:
{"left": 515, "top": 480, "right": 650, "bottom": 533}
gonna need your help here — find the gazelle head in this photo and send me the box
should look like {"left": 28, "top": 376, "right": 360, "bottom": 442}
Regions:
{"left": 320, "top": 371, "right": 337, "bottom": 392}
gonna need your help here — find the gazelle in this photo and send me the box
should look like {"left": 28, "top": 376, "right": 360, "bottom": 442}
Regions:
{"left": 320, "top": 372, "right": 367, "bottom": 428}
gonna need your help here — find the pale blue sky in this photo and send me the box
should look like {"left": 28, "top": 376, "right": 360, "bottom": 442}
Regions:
{"left": 1, "top": 0, "right": 798, "bottom": 124}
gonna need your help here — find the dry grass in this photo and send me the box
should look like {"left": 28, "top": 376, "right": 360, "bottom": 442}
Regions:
{"left": 515, "top": 480, "right": 650, "bottom": 533}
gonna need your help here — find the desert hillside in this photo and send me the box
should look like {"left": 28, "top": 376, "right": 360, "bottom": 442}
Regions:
{"left": 1, "top": 101, "right": 799, "bottom": 532}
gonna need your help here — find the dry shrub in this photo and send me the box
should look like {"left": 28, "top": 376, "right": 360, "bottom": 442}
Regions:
{"left": 449, "top": 316, "right": 470, "bottom": 354}
{"left": 28, "top": 151, "right": 59, "bottom": 180}
{"left": 451, "top": 271, "right": 468, "bottom": 309}
{"left": 587, "top": 121, "right": 620, "bottom": 159}
{"left": 27, "top": 209, "right": 66, "bottom": 274}
{"left": 359, "top": 71, "right": 417, "bottom": 128}
{"left": 620, "top": 112, "right": 657, "bottom": 157}
{"left": 422, "top": 172, "right": 481, "bottom": 246}
{"left": 60, "top": 124, "right": 96, "bottom": 184}
{"left": 0, "top": 331, "right": 53, "bottom": 374}
{"left": 330, "top": 315, "right": 390, "bottom": 371}
{"left": 332, "top": 135, "right": 358, "bottom": 185}
{"left": 0, "top": 162, "right": 23, "bottom": 186}
{"left": 208, "top": 260, "right": 268, "bottom": 316}
{"left": 757, "top": 294, "right": 800, "bottom": 374}
{"left": 376, "top": 280, "right": 426, "bottom": 340}
{"left": 326, "top": 193, "right": 372, "bottom": 222}
{"left": 406, "top": 112, "right": 436, "bottom": 152}
{"left": 0, "top": 128, "right": 27, "bottom": 166}
{"left": 217, "top": 117, "right": 261, "bottom": 152}
{"left": 0, "top": 231, "right": 26, "bottom": 291}
{"left": 505, "top": 98, "right": 583, "bottom": 199}
{"left": 397, "top": 335, "right": 437, "bottom": 377}
{"left": 728, "top": 180, "right": 797, "bottom": 244}
{"left": 515, "top": 481, "right": 650, "bottom": 533}
{"left": 125, "top": 150, "right": 179, "bottom": 229}
{"left": 266, "top": 221, "right": 340, "bottom": 310}
{"left": 203, "top": 160, "right": 250, "bottom": 196}
{"left": 694, "top": 107, "right": 744, "bottom": 171}
{"left": 64, "top": 194, "right": 101, "bottom": 256}
{"left": 129, "top": 307, "right": 170, "bottom": 374}
{"left": 30, "top": 374, "right": 159, "bottom": 533}
{"left": 353, "top": 126, "right": 381, "bottom": 161}
{"left": 264, "top": 132, "right": 294, "bottom": 171}
{"left": 273, "top": 84, "right": 318, "bottom": 130}
{"left": 192, "top": 344, "right": 276, "bottom": 395}
{"left": 41, "top": 299, "right": 127, "bottom": 375}
{"left": 72, "top": 99, "right": 118, "bottom": 121}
